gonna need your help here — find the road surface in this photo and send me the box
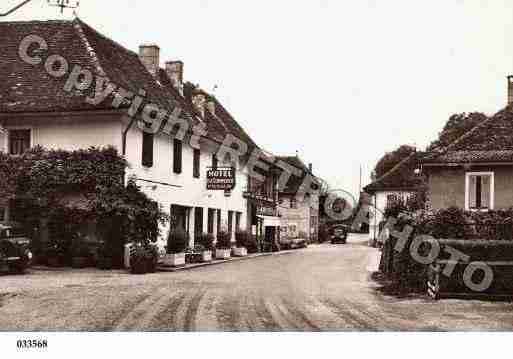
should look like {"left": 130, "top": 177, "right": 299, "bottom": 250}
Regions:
{"left": 1, "top": 234, "right": 513, "bottom": 331}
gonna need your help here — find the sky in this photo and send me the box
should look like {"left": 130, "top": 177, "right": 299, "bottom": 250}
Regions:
{"left": 4, "top": 0, "right": 513, "bottom": 198}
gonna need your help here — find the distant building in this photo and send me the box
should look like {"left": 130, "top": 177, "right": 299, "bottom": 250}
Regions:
{"left": 364, "top": 152, "right": 423, "bottom": 246}
{"left": 276, "top": 156, "right": 320, "bottom": 243}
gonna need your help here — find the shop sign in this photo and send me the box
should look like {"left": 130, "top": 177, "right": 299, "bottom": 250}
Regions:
{"left": 207, "top": 167, "right": 235, "bottom": 190}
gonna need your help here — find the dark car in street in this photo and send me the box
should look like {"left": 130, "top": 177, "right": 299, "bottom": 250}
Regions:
{"left": 0, "top": 222, "right": 32, "bottom": 274}
{"left": 330, "top": 225, "right": 348, "bottom": 244}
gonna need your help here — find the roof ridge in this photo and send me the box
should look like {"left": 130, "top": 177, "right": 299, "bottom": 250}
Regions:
{"left": 73, "top": 18, "right": 107, "bottom": 77}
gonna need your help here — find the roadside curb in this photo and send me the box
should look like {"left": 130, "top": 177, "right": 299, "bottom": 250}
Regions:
{"left": 157, "top": 250, "right": 295, "bottom": 273}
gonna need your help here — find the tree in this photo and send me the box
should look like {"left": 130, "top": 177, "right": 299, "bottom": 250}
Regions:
{"left": 372, "top": 145, "right": 416, "bottom": 180}
{"left": 427, "top": 112, "right": 487, "bottom": 151}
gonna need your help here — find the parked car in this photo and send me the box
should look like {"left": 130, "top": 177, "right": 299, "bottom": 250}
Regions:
{"left": 330, "top": 225, "right": 348, "bottom": 244}
{"left": 280, "top": 236, "right": 308, "bottom": 249}
{"left": 0, "top": 222, "right": 32, "bottom": 274}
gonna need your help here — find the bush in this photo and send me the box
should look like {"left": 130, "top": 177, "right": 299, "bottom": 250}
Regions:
{"left": 235, "top": 231, "right": 249, "bottom": 248}
{"left": 216, "top": 231, "right": 231, "bottom": 249}
{"left": 245, "top": 235, "right": 259, "bottom": 254}
{"left": 298, "top": 231, "right": 307, "bottom": 239}
{"left": 130, "top": 244, "right": 158, "bottom": 274}
{"left": 167, "top": 227, "right": 189, "bottom": 254}
{"left": 197, "top": 233, "right": 214, "bottom": 251}
{"left": 97, "top": 242, "right": 113, "bottom": 270}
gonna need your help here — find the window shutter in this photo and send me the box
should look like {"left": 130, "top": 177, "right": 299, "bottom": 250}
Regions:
{"left": 173, "top": 139, "right": 182, "bottom": 174}
{"left": 469, "top": 175, "right": 477, "bottom": 208}
{"left": 481, "top": 175, "right": 490, "bottom": 208}
{"left": 193, "top": 148, "right": 200, "bottom": 178}
{"left": 141, "top": 132, "right": 153, "bottom": 167}
{"left": 212, "top": 154, "right": 218, "bottom": 170}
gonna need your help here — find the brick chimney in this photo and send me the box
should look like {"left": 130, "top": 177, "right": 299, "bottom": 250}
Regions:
{"left": 165, "top": 60, "right": 184, "bottom": 94}
{"left": 508, "top": 75, "right": 513, "bottom": 106}
{"left": 139, "top": 44, "right": 160, "bottom": 76}
{"left": 308, "top": 163, "right": 313, "bottom": 173}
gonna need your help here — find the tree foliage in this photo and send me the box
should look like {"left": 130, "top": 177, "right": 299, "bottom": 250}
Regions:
{"left": 372, "top": 145, "right": 416, "bottom": 180}
{"left": 427, "top": 112, "right": 488, "bottom": 151}
{"left": 0, "top": 146, "right": 168, "bottom": 248}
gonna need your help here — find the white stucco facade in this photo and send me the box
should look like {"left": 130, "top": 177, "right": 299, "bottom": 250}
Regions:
{"left": 0, "top": 111, "right": 249, "bottom": 248}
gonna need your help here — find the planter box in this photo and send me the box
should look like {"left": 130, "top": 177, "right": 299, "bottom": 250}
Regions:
{"left": 215, "top": 249, "right": 231, "bottom": 260}
{"left": 232, "top": 247, "right": 247, "bottom": 257}
{"left": 202, "top": 250, "right": 213, "bottom": 262}
{"left": 162, "top": 253, "right": 186, "bottom": 267}
{"left": 71, "top": 257, "right": 90, "bottom": 269}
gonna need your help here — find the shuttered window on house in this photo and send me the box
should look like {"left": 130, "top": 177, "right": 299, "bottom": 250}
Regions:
{"left": 9, "top": 129, "right": 31, "bottom": 155}
{"left": 468, "top": 174, "right": 492, "bottom": 210}
{"left": 235, "top": 212, "right": 241, "bottom": 232}
{"left": 142, "top": 132, "right": 154, "bottom": 167}
{"left": 193, "top": 148, "right": 200, "bottom": 178}
{"left": 207, "top": 209, "right": 215, "bottom": 234}
{"left": 228, "top": 210, "right": 234, "bottom": 237}
{"left": 173, "top": 139, "right": 182, "bottom": 174}
{"left": 212, "top": 154, "right": 218, "bottom": 170}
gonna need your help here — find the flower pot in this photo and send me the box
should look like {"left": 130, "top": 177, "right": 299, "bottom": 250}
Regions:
{"left": 97, "top": 257, "right": 113, "bottom": 270}
{"left": 71, "top": 257, "right": 89, "bottom": 269}
{"left": 162, "top": 253, "right": 186, "bottom": 267}
{"left": 47, "top": 256, "right": 65, "bottom": 268}
{"left": 202, "top": 250, "right": 212, "bottom": 262}
{"left": 233, "top": 247, "right": 248, "bottom": 257}
{"left": 215, "top": 249, "right": 231, "bottom": 260}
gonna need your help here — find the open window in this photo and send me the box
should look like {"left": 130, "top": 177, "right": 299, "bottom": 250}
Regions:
{"left": 465, "top": 172, "right": 494, "bottom": 211}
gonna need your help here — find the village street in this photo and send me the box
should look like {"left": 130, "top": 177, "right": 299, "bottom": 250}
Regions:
{"left": 1, "top": 234, "right": 513, "bottom": 331}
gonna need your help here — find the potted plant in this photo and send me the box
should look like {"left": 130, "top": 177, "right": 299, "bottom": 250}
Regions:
{"left": 45, "top": 244, "right": 66, "bottom": 267}
{"left": 71, "top": 242, "right": 91, "bottom": 269}
{"left": 216, "top": 231, "right": 232, "bottom": 259}
{"left": 197, "top": 233, "right": 214, "bottom": 262}
{"left": 97, "top": 242, "right": 113, "bottom": 270}
{"left": 130, "top": 243, "right": 149, "bottom": 274}
{"left": 233, "top": 231, "right": 248, "bottom": 257}
{"left": 163, "top": 227, "right": 188, "bottom": 267}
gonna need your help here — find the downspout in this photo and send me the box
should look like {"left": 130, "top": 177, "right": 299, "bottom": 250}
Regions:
{"left": 121, "top": 116, "right": 137, "bottom": 186}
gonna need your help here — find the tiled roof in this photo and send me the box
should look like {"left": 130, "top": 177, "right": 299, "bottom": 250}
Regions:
{"left": 423, "top": 107, "right": 513, "bottom": 164}
{"left": 276, "top": 155, "right": 315, "bottom": 194}
{"left": 0, "top": 18, "right": 183, "bottom": 117}
{"left": 364, "top": 152, "right": 423, "bottom": 193}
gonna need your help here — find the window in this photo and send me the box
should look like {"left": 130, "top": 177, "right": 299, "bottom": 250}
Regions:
{"left": 290, "top": 198, "right": 297, "bottom": 209}
{"left": 193, "top": 148, "right": 200, "bottom": 178}
{"left": 207, "top": 209, "right": 215, "bottom": 234}
{"left": 141, "top": 132, "right": 153, "bottom": 167}
{"left": 212, "top": 154, "right": 218, "bottom": 170}
{"left": 235, "top": 212, "right": 241, "bottom": 232}
{"left": 228, "top": 210, "right": 234, "bottom": 236}
{"left": 194, "top": 207, "right": 203, "bottom": 239}
{"left": 9, "top": 129, "right": 31, "bottom": 155}
{"left": 466, "top": 172, "right": 494, "bottom": 211}
{"left": 173, "top": 139, "right": 182, "bottom": 174}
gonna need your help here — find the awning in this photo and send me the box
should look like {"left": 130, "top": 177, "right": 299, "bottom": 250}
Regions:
{"left": 257, "top": 215, "right": 281, "bottom": 227}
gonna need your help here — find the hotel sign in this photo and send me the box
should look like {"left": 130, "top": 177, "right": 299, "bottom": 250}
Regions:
{"left": 206, "top": 167, "right": 236, "bottom": 190}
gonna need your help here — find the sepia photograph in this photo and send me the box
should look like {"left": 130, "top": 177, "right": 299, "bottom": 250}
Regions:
{"left": 1, "top": 0, "right": 513, "bottom": 356}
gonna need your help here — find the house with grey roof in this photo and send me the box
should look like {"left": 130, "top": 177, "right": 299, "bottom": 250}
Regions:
{"left": 421, "top": 103, "right": 513, "bottom": 212}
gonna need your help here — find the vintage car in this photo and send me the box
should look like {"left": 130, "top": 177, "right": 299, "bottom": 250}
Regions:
{"left": 330, "top": 224, "right": 348, "bottom": 244}
{"left": 0, "top": 222, "right": 32, "bottom": 274}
